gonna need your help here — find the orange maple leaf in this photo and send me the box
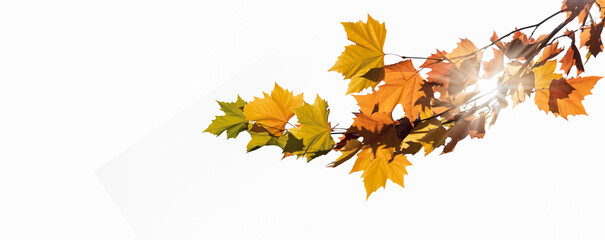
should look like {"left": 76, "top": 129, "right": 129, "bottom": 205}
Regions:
{"left": 534, "top": 61, "right": 602, "bottom": 119}
{"left": 560, "top": 31, "right": 584, "bottom": 75}
{"left": 375, "top": 60, "right": 425, "bottom": 122}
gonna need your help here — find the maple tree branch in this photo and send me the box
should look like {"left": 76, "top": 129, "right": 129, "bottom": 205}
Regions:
{"left": 448, "top": 10, "right": 565, "bottom": 63}
{"left": 411, "top": 87, "right": 499, "bottom": 124}
{"left": 530, "top": 10, "right": 566, "bottom": 38}
{"left": 386, "top": 53, "right": 443, "bottom": 61}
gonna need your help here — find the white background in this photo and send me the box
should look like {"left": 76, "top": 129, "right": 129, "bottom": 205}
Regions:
{"left": 2, "top": 0, "right": 605, "bottom": 239}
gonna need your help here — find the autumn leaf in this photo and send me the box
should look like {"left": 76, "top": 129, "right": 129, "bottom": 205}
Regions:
{"left": 598, "top": 0, "right": 605, "bottom": 18}
{"left": 375, "top": 60, "right": 425, "bottom": 121}
{"left": 424, "top": 39, "right": 482, "bottom": 97}
{"left": 560, "top": 31, "right": 584, "bottom": 75}
{"left": 400, "top": 117, "right": 446, "bottom": 156}
{"left": 422, "top": 49, "right": 452, "bottom": 97}
{"left": 205, "top": 95, "right": 248, "bottom": 138}
{"left": 442, "top": 119, "right": 471, "bottom": 154}
{"left": 351, "top": 112, "right": 394, "bottom": 134}
{"left": 353, "top": 93, "right": 379, "bottom": 115}
{"left": 482, "top": 48, "right": 505, "bottom": 78}
{"left": 385, "top": 155, "right": 412, "bottom": 189}
{"left": 555, "top": 76, "right": 602, "bottom": 118}
{"left": 502, "top": 31, "right": 536, "bottom": 60}
{"left": 490, "top": 31, "right": 505, "bottom": 49}
{"left": 328, "top": 139, "right": 362, "bottom": 167}
{"left": 415, "top": 80, "right": 436, "bottom": 110}
{"left": 500, "top": 61, "right": 535, "bottom": 106}
{"left": 535, "top": 42, "right": 564, "bottom": 67}
{"left": 351, "top": 145, "right": 411, "bottom": 199}
{"left": 534, "top": 61, "right": 564, "bottom": 113}
{"left": 446, "top": 38, "right": 480, "bottom": 67}
{"left": 243, "top": 83, "right": 304, "bottom": 136}
{"left": 246, "top": 130, "right": 289, "bottom": 152}
{"left": 469, "top": 114, "right": 487, "bottom": 139}
{"left": 350, "top": 93, "right": 394, "bottom": 135}
{"left": 547, "top": 78, "right": 576, "bottom": 113}
{"left": 288, "top": 95, "right": 336, "bottom": 161}
{"left": 206, "top": 5, "right": 605, "bottom": 199}
{"left": 533, "top": 61, "right": 602, "bottom": 119}
{"left": 446, "top": 40, "right": 483, "bottom": 94}
{"left": 580, "top": 20, "right": 604, "bottom": 58}
{"left": 330, "top": 15, "right": 386, "bottom": 94}
{"left": 562, "top": 0, "right": 595, "bottom": 24}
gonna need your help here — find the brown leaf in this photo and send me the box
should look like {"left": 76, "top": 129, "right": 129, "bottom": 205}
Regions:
{"left": 502, "top": 31, "right": 536, "bottom": 60}
{"left": 442, "top": 119, "right": 471, "bottom": 154}
{"left": 562, "top": 0, "right": 595, "bottom": 24}
{"left": 415, "top": 80, "right": 436, "bottom": 110}
{"left": 334, "top": 132, "right": 360, "bottom": 150}
{"left": 548, "top": 78, "right": 576, "bottom": 113}
{"left": 580, "top": 20, "right": 605, "bottom": 57}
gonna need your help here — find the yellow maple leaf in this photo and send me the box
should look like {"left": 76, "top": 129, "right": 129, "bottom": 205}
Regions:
{"left": 533, "top": 61, "right": 563, "bottom": 114}
{"left": 243, "top": 83, "right": 304, "bottom": 136}
{"left": 351, "top": 146, "right": 411, "bottom": 199}
{"left": 288, "top": 95, "right": 336, "bottom": 161}
{"left": 329, "top": 15, "right": 386, "bottom": 94}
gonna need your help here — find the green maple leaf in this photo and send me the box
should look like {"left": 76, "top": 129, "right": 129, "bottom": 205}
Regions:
{"left": 204, "top": 95, "right": 248, "bottom": 138}
{"left": 246, "top": 131, "right": 290, "bottom": 152}
{"left": 288, "top": 95, "right": 336, "bottom": 161}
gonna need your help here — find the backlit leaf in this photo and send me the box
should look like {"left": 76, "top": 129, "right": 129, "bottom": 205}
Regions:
{"left": 534, "top": 61, "right": 602, "bottom": 119}
{"left": 205, "top": 95, "right": 248, "bottom": 138}
{"left": 244, "top": 83, "right": 304, "bottom": 136}
{"left": 288, "top": 95, "right": 336, "bottom": 161}
{"left": 375, "top": 60, "right": 425, "bottom": 121}
{"left": 330, "top": 15, "right": 386, "bottom": 94}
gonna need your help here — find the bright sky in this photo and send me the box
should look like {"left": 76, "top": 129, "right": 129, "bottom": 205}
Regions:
{"left": 3, "top": 1, "right": 605, "bottom": 239}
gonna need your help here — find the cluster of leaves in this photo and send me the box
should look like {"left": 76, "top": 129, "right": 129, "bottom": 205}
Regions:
{"left": 206, "top": 0, "right": 604, "bottom": 199}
